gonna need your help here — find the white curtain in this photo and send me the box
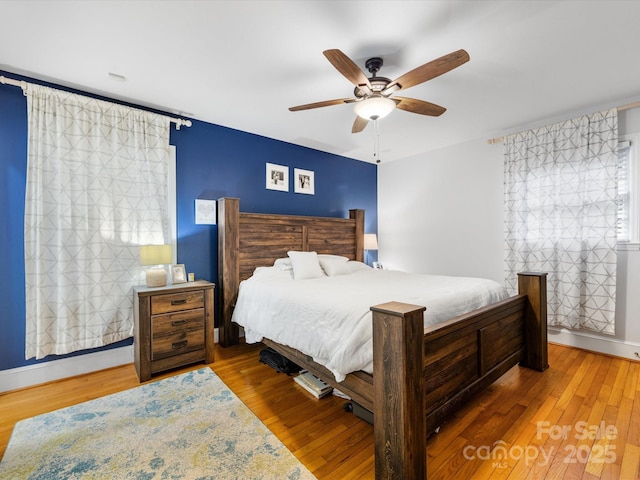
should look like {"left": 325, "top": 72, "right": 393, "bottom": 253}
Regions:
{"left": 24, "top": 84, "right": 171, "bottom": 359}
{"left": 504, "top": 109, "right": 618, "bottom": 335}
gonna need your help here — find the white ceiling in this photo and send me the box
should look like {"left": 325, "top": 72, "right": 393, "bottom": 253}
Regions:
{"left": 2, "top": 1, "right": 640, "bottom": 164}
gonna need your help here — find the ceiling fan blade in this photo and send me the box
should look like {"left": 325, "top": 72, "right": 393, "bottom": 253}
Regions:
{"left": 394, "top": 97, "right": 446, "bottom": 116}
{"left": 289, "top": 98, "right": 354, "bottom": 111}
{"left": 352, "top": 116, "right": 369, "bottom": 133}
{"left": 323, "top": 49, "right": 372, "bottom": 95}
{"left": 382, "top": 49, "right": 470, "bottom": 94}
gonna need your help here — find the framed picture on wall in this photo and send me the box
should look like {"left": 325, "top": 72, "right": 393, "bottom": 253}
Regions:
{"left": 266, "top": 163, "right": 289, "bottom": 192}
{"left": 294, "top": 168, "right": 314, "bottom": 195}
{"left": 194, "top": 199, "right": 217, "bottom": 225}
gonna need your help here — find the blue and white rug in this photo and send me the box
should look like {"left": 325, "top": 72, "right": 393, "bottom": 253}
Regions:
{"left": 0, "top": 368, "right": 316, "bottom": 479}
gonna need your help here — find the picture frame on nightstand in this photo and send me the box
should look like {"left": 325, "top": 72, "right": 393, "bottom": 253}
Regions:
{"left": 171, "top": 264, "right": 187, "bottom": 284}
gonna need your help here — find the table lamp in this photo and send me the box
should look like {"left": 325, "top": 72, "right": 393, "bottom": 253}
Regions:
{"left": 364, "top": 233, "right": 378, "bottom": 266}
{"left": 140, "top": 244, "right": 172, "bottom": 287}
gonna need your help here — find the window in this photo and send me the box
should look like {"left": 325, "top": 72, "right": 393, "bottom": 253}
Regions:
{"left": 618, "top": 135, "right": 640, "bottom": 248}
{"left": 23, "top": 84, "right": 173, "bottom": 359}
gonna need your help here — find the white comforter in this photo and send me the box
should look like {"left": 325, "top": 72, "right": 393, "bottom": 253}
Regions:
{"left": 231, "top": 266, "right": 508, "bottom": 382}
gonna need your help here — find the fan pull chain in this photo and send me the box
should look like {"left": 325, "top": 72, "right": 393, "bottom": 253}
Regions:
{"left": 373, "top": 119, "right": 381, "bottom": 163}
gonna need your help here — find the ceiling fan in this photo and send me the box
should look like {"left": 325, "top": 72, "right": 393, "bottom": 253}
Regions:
{"left": 289, "top": 48, "right": 470, "bottom": 133}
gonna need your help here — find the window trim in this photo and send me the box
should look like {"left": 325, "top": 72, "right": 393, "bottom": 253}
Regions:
{"left": 618, "top": 133, "right": 640, "bottom": 249}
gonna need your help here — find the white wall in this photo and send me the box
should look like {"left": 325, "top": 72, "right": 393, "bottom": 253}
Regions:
{"left": 378, "top": 138, "right": 504, "bottom": 282}
{"left": 378, "top": 109, "right": 640, "bottom": 361}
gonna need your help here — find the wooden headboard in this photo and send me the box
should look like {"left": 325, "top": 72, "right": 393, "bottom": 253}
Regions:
{"left": 216, "top": 197, "right": 365, "bottom": 346}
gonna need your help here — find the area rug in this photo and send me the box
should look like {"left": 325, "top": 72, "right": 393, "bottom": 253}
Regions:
{"left": 0, "top": 368, "right": 316, "bottom": 479}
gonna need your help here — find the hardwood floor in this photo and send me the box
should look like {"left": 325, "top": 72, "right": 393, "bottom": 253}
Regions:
{"left": 1, "top": 342, "right": 639, "bottom": 479}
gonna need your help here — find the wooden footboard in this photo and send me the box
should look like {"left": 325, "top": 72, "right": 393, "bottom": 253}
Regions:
{"left": 422, "top": 272, "right": 547, "bottom": 433}
{"left": 261, "top": 276, "right": 547, "bottom": 480}
{"left": 372, "top": 272, "right": 547, "bottom": 479}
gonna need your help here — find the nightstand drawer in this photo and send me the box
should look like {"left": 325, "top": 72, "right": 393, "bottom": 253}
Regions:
{"left": 151, "top": 290, "right": 204, "bottom": 314}
{"left": 152, "top": 309, "right": 205, "bottom": 336}
{"left": 152, "top": 329, "right": 205, "bottom": 360}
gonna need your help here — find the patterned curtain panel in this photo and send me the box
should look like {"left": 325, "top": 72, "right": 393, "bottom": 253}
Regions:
{"left": 24, "top": 84, "right": 171, "bottom": 359}
{"left": 504, "top": 109, "right": 618, "bottom": 335}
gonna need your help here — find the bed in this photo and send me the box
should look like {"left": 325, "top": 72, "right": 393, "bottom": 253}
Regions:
{"left": 232, "top": 258, "right": 511, "bottom": 383}
{"left": 216, "top": 197, "right": 548, "bottom": 480}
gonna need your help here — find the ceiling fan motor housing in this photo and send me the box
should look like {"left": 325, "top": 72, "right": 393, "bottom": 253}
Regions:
{"left": 365, "top": 57, "right": 384, "bottom": 75}
{"left": 354, "top": 57, "right": 391, "bottom": 98}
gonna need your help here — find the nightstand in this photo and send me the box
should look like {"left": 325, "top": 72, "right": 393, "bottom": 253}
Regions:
{"left": 133, "top": 280, "right": 214, "bottom": 382}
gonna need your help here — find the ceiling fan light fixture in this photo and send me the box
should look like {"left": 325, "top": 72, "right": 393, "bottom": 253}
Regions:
{"left": 354, "top": 96, "right": 396, "bottom": 120}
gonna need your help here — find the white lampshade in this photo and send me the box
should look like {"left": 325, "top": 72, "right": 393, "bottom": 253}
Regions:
{"left": 364, "top": 233, "right": 378, "bottom": 250}
{"left": 140, "top": 244, "right": 172, "bottom": 287}
{"left": 354, "top": 97, "right": 396, "bottom": 120}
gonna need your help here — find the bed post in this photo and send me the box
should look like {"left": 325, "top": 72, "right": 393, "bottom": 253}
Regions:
{"left": 517, "top": 272, "right": 548, "bottom": 372}
{"left": 371, "top": 301, "right": 427, "bottom": 480}
{"left": 349, "top": 209, "right": 365, "bottom": 262}
{"left": 217, "top": 197, "right": 240, "bottom": 347}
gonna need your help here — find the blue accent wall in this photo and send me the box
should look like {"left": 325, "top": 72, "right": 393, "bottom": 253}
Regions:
{"left": 0, "top": 72, "right": 377, "bottom": 372}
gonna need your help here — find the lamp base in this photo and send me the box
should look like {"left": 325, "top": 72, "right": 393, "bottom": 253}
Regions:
{"left": 146, "top": 268, "right": 167, "bottom": 288}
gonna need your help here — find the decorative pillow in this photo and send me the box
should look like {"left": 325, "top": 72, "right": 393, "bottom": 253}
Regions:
{"left": 273, "top": 257, "right": 293, "bottom": 271}
{"left": 318, "top": 255, "right": 350, "bottom": 276}
{"left": 345, "top": 261, "right": 372, "bottom": 273}
{"left": 287, "top": 251, "right": 326, "bottom": 280}
{"left": 329, "top": 260, "right": 372, "bottom": 276}
{"left": 317, "top": 254, "right": 349, "bottom": 261}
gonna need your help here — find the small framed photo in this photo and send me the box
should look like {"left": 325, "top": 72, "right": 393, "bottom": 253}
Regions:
{"left": 294, "top": 168, "right": 314, "bottom": 195}
{"left": 171, "top": 264, "right": 187, "bottom": 284}
{"left": 266, "top": 163, "right": 289, "bottom": 192}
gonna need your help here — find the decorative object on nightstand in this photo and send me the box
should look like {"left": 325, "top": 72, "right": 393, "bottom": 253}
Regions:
{"left": 139, "top": 244, "right": 172, "bottom": 287}
{"left": 170, "top": 264, "right": 187, "bottom": 284}
{"left": 133, "top": 280, "right": 215, "bottom": 382}
{"left": 364, "top": 233, "right": 378, "bottom": 266}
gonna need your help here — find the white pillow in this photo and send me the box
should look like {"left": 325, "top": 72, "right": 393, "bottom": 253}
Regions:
{"left": 318, "top": 255, "right": 349, "bottom": 276}
{"left": 345, "top": 261, "right": 371, "bottom": 273}
{"left": 287, "top": 251, "right": 326, "bottom": 280}
{"left": 273, "top": 257, "right": 293, "bottom": 271}
{"left": 328, "top": 260, "right": 372, "bottom": 276}
{"left": 317, "top": 254, "right": 349, "bottom": 262}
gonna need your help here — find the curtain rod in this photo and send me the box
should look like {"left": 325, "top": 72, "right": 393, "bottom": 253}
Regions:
{"left": 486, "top": 100, "right": 640, "bottom": 145}
{"left": 0, "top": 75, "right": 192, "bottom": 130}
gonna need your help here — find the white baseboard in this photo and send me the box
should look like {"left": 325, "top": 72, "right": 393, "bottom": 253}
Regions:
{"left": 0, "top": 328, "right": 221, "bottom": 394}
{"left": 0, "top": 345, "right": 134, "bottom": 394}
{"left": 549, "top": 327, "right": 640, "bottom": 362}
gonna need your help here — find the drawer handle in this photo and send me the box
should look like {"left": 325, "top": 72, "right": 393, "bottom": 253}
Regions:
{"left": 171, "top": 299, "right": 187, "bottom": 305}
{"left": 171, "top": 319, "right": 188, "bottom": 326}
{"left": 172, "top": 340, "right": 188, "bottom": 350}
